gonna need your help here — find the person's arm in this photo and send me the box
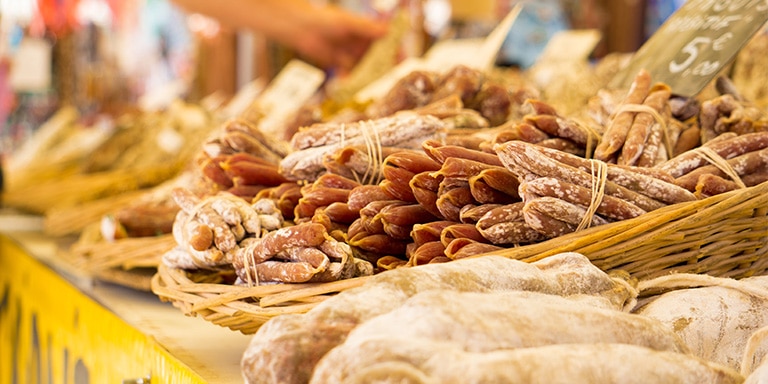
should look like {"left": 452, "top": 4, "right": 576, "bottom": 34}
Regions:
{"left": 172, "top": 0, "right": 387, "bottom": 73}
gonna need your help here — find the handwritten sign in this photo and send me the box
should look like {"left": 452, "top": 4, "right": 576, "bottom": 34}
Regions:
{"left": 610, "top": 0, "right": 768, "bottom": 97}
{"left": 528, "top": 29, "right": 602, "bottom": 96}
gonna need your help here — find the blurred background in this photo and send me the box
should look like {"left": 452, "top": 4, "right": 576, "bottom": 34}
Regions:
{"left": 0, "top": 0, "right": 683, "bottom": 158}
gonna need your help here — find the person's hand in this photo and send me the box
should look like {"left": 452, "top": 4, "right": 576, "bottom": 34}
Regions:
{"left": 289, "top": 4, "right": 388, "bottom": 75}
{"left": 171, "top": 0, "right": 388, "bottom": 74}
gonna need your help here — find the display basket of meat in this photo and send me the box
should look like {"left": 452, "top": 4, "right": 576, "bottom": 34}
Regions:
{"left": 151, "top": 66, "right": 768, "bottom": 334}
{"left": 150, "top": 177, "right": 768, "bottom": 334}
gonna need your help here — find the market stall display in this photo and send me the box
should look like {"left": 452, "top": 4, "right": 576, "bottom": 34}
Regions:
{"left": 2, "top": 2, "right": 768, "bottom": 383}
{"left": 148, "top": 59, "right": 767, "bottom": 336}
{"left": 0, "top": 98, "right": 222, "bottom": 290}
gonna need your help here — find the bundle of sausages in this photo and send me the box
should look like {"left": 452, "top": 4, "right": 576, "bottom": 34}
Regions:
{"left": 658, "top": 131, "right": 768, "bottom": 198}
{"left": 495, "top": 140, "right": 697, "bottom": 239}
{"left": 162, "top": 188, "right": 373, "bottom": 284}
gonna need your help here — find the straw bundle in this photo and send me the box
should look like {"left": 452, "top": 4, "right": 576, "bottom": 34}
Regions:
{"left": 1, "top": 163, "right": 181, "bottom": 215}
{"left": 43, "top": 190, "right": 148, "bottom": 237}
{"left": 68, "top": 234, "right": 175, "bottom": 270}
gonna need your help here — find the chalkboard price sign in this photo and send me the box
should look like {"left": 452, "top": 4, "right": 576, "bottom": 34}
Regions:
{"left": 610, "top": 0, "right": 768, "bottom": 97}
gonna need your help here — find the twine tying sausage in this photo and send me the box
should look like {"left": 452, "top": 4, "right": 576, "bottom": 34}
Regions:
{"left": 360, "top": 119, "right": 385, "bottom": 185}
{"left": 340, "top": 120, "right": 385, "bottom": 185}
{"left": 692, "top": 146, "right": 747, "bottom": 189}
{"left": 575, "top": 120, "right": 603, "bottom": 160}
{"left": 241, "top": 240, "right": 260, "bottom": 287}
{"left": 611, "top": 103, "right": 673, "bottom": 162}
{"left": 577, "top": 159, "right": 608, "bottom": 231}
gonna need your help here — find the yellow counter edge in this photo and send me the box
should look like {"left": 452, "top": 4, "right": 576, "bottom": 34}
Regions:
{"left": 0, "top": 234, "right": 209, "bottom": 384}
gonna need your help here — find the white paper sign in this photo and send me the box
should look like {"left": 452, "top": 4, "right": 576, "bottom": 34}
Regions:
{"left": 255, "top": 60, "right": 325, "bottom": 138}
{"left": 9, "top": 37, "right": 52, "bottom": 92}
{"left": 221, "top": 78, "right": 266, "bottom": 118}
{"left": 422, "top": 38, "right": 485, "bottom": 71}
{"left": 535, "top": 29, "right": 602, "bottom": 64}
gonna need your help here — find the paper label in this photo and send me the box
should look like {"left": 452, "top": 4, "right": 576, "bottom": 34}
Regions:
{"left": 9, "top": 37, "right": 52, "bottom": 92}
{"left": 422, "top": 38, "right": 485, "bottom": 70}
{"left": 535, "top": 29, "right": 602, "bottom": 64}
{"left": 255, "top": 60, "right": 325, "bottom": 138}
{"left": 221, "top": 78, "right": 266, "bottom": 118}
{"left": 475, "top": 5, "right": 522, "bottom": 70}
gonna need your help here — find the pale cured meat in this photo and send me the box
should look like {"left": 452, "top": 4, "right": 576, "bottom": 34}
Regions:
{"left": 311, "top": 340, "right": 741, "bottom": 384}
{"left": 475, "top": 202, "right": 545, "bottom": 244}
{"left": 241, "top": 253, "right": 637, "bottom": 384}
{"left": 331, "top": 290, "right": 668, "bottom": 351}
{"left": 280, "top": 113, "right": 445, "bottom": 181}
{"left": 636, "top": 274, "right": 768, "bottom": 372}
{"left": 657, "top": 132, "right": 768, "bottom": 178}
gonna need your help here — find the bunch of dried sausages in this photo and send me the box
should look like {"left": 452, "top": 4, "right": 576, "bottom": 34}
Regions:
{"left": 163, "top": 188, "right": 373, "bottom": 284}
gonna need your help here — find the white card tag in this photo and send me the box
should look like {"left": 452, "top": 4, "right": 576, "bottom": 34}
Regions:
{"left": 9, "top": 37, "right": 52, "bottom": 92}
{"left": 255, "top": 60, "right": 325, "bottom": 138}
{"left": 534, "top": 29, "right": 602, "bottom": 65}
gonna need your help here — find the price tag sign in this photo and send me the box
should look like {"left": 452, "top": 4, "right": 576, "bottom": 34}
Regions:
{"left": 252, "top": 59, "right": 325, "bottom": 138}
{"left": 610, "top": 0, "right": 768, "bottom": 97}
{"left": 528, "top": 29, "right": 602, "bottom": 91}
{"left": 9, "top": 37, "right": 52, "bottom": 92}
{"left": 534, "top": 29, "right": 602, "bottom": 64}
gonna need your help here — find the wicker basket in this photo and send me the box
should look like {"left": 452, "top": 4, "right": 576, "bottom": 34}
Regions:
{"left": 152, "top": 266, "right": 369, "bottom": 334}
{"left": 151, "top": 181, "right": 768, "bottom": 334}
